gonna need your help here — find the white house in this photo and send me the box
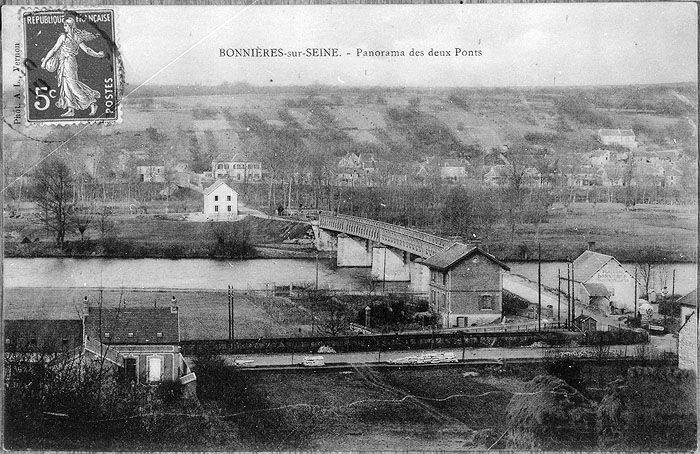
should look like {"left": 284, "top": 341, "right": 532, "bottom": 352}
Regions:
{"left": 211, "top": 152, "right": 262, "bottom": 182}
{"left": 572, "top": 249, "right": 638, "bottom": 315}
{"left": 203, "top": 180, "right": 238, "bottom": 220}
{"left": 677, "top": 289, "right": 697, "bottom": 371}
{"left": 597, "top": 129, "right": 637, "bottom": 149}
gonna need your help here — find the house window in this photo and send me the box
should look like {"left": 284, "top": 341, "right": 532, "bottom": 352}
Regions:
{"left": 127, "top": 332, "right": 134, "bottom": 338}
{"left": 214, "top": 205, "right": 219, "bottom": 212}
{"left": 148, "top": 356, "right": 163, "bottom": 383}
{"left": 214, "top": 195, "right": 219, "bottom": 201}
{"left": 442, "top": 273, "right": 447, "bottom": 286}
{"left": 227, "top": 205, "right": 232, "bottom": 212}
{"left": 104, "top": 332, "right": 110, "bottom": 339}
{"left": 156, "top": 332, "right": 163, "bottom": 338}
{"left": 480, "top": 295, "right": 493, "bottom": 310}
{"left": 125, "top": 358, "right": 137, "bottom": 383}
{"left": 227, "top": 195, "right": 231, "bottom": 201}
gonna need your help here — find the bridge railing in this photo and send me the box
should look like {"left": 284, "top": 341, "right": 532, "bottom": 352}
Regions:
{"left": 319, "top": 213, "right": 452, "bottom": 258}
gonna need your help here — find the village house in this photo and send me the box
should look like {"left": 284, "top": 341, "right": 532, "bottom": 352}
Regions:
{"left": 589, "top": 149, "right": 613, "bottom": 167}
{"left": 203, "top": 180, "right": 238, "bottom": 219}
{"left": 597, "top": 128, "right": 637, "bottom": 148}
{"left": 571, "top": 248, "right": 638, "bottom": 315}
{"left": 422, "top": 243, "right": 510, "bottom": 328}
{"left": 211, "top": 152, "right": 262, "bottom": 182}
{"left": 336, "top": 152, "right": 377, "bottom": 187}
{"left": 677, "top": 289, "right": 697, "bottom": 371}
{"left": 84, "top": 305, "right": 194, "bottom": 385}
{"left": 483, "top": 164, "right": 508, "bottom": 187}
{"left": 439, "top": 158, "right": 469, "bottom": 183}
{"left": 136, "top": 163, "right": 166, "bottom": 183}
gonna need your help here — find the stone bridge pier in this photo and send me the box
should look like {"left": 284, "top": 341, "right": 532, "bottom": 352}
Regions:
{"left": 337, "top": 234, "right": 373, "bottom": 267}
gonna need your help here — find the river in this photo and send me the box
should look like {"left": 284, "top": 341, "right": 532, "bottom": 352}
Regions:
{"left": 4, "top": 258, "right": 697, "bottom": 296}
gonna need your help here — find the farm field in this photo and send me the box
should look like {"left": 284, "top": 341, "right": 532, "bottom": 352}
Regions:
{"left": 3, "top": 288, "right": 311, "bottom": 340}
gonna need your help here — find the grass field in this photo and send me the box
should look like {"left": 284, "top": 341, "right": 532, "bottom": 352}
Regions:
{"left": 485, "top": 202, "right": 698, "bottom": 262}
{"left": 4, "top": 288, "right": 311, "bottom": 340}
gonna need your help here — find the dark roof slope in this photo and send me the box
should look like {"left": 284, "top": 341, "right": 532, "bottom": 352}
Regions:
{"left": 573, "top": 250, "right": 629, "bottom": 283}
{"left": 678, "top": 289, "right": 697, "bottom": 308}
{"left": 85, "top": 307, "right": 180, "bottom": 345}
{"left": 421, "top": 243, "right": 510, "bottom": 271}
{"left": 583, "top": 282, "right": 611, "bottom": 298}
{"left": 5, "top": 319, "right": 83, "bottom": 352}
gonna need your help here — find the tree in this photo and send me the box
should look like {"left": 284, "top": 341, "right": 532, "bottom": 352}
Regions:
{"left": 95, "top": 205, "right": 115, "bottom": 240}
{"left": 72, "top": 204, "right": 94, "bottom": 241}
{"left": 31, "top": 157, "right": 75, "bottom": 247}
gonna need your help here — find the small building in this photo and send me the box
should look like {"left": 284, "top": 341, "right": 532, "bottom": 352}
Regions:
{"left": 422, "top": 243, "right": 510, "bottom": 328}
{"left": 84, "top": 306, "right": 192, "bottom": 385}
{"left": 677, "top": 289, "right": 697, "bottom": 371}
{"left": 211, "top": 152, "right": 262, "bottom": 182}
{"left": 203, "top": 180, "right": 238, "bottom": 220}
{"left": 573, "top": 314, "right": 597, "bottom": 333}
{"left": 597, "top": 128, "right": 637, "bottom": 149}
{"left": 136, "top": 164, "right": 166, "bottom": 183}
{"left": 572, "top": 249, "right": 638, "bottom": 315}
{"left": 439, "top": 159, "right": 468, "bottom": 183}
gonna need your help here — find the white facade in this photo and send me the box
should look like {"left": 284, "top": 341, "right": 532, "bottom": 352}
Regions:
{"left": 203, "top": 181, "right": 238, "bottom": 220}
{"left": 679, "top": 304, "right": 697, "bottom": 371}
{"left": 573, "top": 251, "right": 639, "bottom": 315}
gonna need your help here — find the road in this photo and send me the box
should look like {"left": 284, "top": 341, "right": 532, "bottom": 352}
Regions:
{"left": 185, "top": 336, "right": 677, "bottom": 368}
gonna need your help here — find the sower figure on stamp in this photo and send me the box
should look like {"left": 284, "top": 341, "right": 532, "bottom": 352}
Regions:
{"left": 41, "top": 16, "right": 104, "bottom": 117}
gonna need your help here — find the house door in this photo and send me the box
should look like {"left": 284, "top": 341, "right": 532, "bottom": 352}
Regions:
{"left": 125, "top": 358, "right": 137, "bottom": 383}
{"left": 457, "top": 317, "right": 466, "bottom": 328}
{"left": 148, "top": 357, "right": 162, "bottom": 383}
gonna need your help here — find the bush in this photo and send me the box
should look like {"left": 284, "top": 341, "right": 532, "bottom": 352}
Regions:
{"left": 597, "top": 367, "right": 696, "bottom": 450}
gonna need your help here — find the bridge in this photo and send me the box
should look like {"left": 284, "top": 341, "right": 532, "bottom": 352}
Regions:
{"left": 312, "top": 212, "right": 475, "bottom": 292}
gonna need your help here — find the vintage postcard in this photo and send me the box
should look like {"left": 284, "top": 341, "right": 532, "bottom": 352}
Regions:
{"left": 1, "top": 2, "right": 698, "bottom": 452}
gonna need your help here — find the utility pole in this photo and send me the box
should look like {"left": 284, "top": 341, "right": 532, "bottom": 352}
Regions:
{"left": 672, "top": 269, "right": 676, "bottom": 300}
{"left": 538, "top": 243, "right": 541, "bottom": 332}
{"left": 557, "top": 268, "right": 561, "bottom": 325}
{"left": 567, "top": 263, "right": 572, "bottom": 328}
{"left": 315, "top": 252, "right": 319, "bottom": 291}
{"left": 571, "top": 261, "right": 575, "bottom": 323}
{"left": 227, "top": 285, "right": 232, "bottom": 342}
{"left": 634, "top": 267, "right": 638, "bottom": 319}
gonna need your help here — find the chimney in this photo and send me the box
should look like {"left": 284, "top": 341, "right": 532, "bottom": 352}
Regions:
{"left": 587, "top": 241, "right": 596, "bottom": 251}
{"left": 83, "top": 296, "right": 89, "bottom": 317}
{"left": 170, "top": 296, "right": 178, "bottom": 314}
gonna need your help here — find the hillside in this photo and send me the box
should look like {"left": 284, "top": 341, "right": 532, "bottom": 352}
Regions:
{"left": 4, "top": 83, "right": 697, "bottom": 182}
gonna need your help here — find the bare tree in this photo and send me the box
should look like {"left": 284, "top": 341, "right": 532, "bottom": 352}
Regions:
{"left": 31, "top": 157, "right": 75, "bottom": 247}
{"left": 95, "top": 205, "right": 116, "bottom": 240}
{"left": 72, "top": 204, "right": 94, "bottom": 241}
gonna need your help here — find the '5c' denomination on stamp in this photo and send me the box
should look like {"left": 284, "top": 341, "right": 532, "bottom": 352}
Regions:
{"left": 23, "top": 9, "right": 120, "bottom": 124}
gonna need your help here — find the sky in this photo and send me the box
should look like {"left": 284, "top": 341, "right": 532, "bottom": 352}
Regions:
{"left": 2, "top": 3, "right": 697, "bottom": 90}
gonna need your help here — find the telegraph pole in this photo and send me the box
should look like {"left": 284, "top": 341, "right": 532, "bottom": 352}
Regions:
{"left": 567, "top": 263, "right": 572, "bottom": 328}
{"left": 672, "top": 269, "right": 676, "bottom": 300}
{"left": 634, "top": 267, "right": 638, "bottom": 319}
{"left": 227, "top": 285, "right": 232, "bottom": 342}
{"left": 557, "top": 268, "right": 561, "bottom": 325}
{"left": 538, "top": 243, "right": 542, "bottom": 332}
{"left": 571, "top": 261, "right": 576, "bottom": 319}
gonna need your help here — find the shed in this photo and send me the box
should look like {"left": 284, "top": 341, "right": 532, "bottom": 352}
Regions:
{"left": 573, "top": 314, "right": 597, "bottom": 333}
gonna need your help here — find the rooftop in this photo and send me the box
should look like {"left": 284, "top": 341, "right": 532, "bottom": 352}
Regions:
{"left": 204, "top": 179, "right": 237, "bottom": 196}
{"left": 5, "top": 319, "right": 83, "bottom": 352}
{"left": 421, "top": 243, "right": 510, "bottom": 271}
{"left": 84, "top": 307, "right": 180, "bottom": 345}
{"left": 573, "top": 250, "right": 628, "bottom": 283}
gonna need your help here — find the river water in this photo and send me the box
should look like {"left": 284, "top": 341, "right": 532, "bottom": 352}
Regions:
{"left": 4, "top": 258, "right": 697, "bottom": 295}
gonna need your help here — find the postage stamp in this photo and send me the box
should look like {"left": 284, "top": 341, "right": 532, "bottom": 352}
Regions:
{"left": 22, "top": 9, "right": 120, "bottom": 124}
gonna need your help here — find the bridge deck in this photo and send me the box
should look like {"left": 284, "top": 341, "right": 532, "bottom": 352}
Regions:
{"left": 319, "top": 213, "right": 452, "bottom": 258}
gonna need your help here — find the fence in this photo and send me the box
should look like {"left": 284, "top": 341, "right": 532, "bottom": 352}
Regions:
{"left": 181, "top": 330, "right": 574, "bottom": 355}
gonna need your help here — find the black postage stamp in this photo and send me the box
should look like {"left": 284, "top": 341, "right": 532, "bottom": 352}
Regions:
{"left": 23, "top": 9, "right": 120, "bottom": 124}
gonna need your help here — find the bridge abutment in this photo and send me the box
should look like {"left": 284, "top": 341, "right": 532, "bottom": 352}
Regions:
{"left": 312, "top": 225, "right": 337, "bottom": 252}
{"left": 371, "top": 246, "right": 411, "bottom": 282}
{"left": 409, "top": 261, "right": 431, "bottom": 292}
{"left": 337, "top": 234, "right": 373, "bottom": 267}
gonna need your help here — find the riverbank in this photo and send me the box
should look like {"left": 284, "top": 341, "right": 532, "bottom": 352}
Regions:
{"left": 4, "top": 203, "right": 697, "bottom": 262}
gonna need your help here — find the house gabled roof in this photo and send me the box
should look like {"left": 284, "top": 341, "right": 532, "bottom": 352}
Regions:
{"left": 421, "top": 243, "right": 510, "bottom": 272}
{"left": 4, "top": 319, "right": 83, "bottom": 353}
{"left": 573, "top": 250, "right": 632, "bottom": 283}
{"left": 204, "top": 179, "right": 237, "bottom": 196}
{"left": 678, "top": 289, "right": 697, "bottom": 308}
{"left": 583, "top": 282, "right": 611, "bottom": 298}
{"left": 85, "top": 307, "right": 180, "bottom": 345}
